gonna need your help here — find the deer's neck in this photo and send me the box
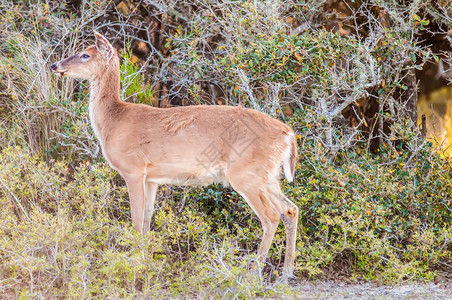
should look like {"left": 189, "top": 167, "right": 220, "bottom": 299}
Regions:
{"left": 89, "top": 66, "right": 123, "bottom": 144}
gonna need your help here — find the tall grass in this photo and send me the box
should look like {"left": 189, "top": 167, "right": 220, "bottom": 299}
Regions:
{"left": 0, "top": 1, "right": 106, "bottom": 161}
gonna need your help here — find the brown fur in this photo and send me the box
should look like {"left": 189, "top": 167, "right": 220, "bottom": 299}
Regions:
{"left": 50, "top": 31, "right": 299, "bottom": 275}
{"left": 161, "top": 112, "right": 199, "bottom": 134}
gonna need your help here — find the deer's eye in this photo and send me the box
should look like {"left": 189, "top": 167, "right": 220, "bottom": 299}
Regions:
{"left": 81, "top": 54, "right": 90, "bottom": 60}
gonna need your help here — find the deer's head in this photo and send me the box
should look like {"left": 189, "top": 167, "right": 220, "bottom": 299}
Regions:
{"left": 50, "top": 31, "right": 117, "bottom": 80}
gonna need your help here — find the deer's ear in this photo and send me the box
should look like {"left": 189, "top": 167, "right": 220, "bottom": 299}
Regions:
{"left": 94, "top": 31, "right": 114, "bottom": 62}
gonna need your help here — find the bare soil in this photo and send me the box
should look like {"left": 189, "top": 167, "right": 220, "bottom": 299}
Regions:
{"left": 292, "top": 281, "right": 451, "bottom": 299}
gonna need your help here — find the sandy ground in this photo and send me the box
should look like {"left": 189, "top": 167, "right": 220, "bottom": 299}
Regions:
{"left": 292, "top": 281, "right": 452, "bottom": 299}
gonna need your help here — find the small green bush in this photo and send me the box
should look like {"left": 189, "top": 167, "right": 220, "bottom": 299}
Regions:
{"left": 120, "top": 46, "right": 154, "bottom": 105}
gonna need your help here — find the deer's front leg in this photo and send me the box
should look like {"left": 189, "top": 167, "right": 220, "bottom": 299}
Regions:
{"left": 143, "top": 182, "right": 158, "bottom": 235}
{"left": 123, "top": 173, "right": 146, "bottom": 235}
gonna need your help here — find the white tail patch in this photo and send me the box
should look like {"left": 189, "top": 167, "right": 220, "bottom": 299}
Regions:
{"left": 282, "top": 132, "right": 294, "bottom": 182}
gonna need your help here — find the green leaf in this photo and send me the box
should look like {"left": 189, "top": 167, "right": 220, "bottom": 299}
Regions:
{"left": 411, "top": 53, "right": 416, "bottom": 62}
{"left": 413, "top": 14, "right": 421, "bottom": 21}
{"left": 420, "top": 20, "right": 430, "bottom": 26}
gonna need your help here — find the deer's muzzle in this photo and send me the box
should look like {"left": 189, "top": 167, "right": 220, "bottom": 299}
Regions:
{"left": 50, "top": 62, "right": 67, "bottom": 76}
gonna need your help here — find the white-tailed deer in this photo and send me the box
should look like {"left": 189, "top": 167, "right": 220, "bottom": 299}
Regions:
{"left": 50, "top": 32, "right": 299, "bottom": 273}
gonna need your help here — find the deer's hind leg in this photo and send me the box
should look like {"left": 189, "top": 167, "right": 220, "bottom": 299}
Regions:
{"left": 226, "top": 174, "right": 281, "bottom": 264}
{"left": 266, "top": 180, "right": 298, "bottom": 274}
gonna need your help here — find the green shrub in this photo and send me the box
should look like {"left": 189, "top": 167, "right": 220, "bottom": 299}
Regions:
{"left": 120, "top": 46, "right": 154, "bottom": 105}
{"left": 284, "top": 110, "right": 452, "bottom": 282}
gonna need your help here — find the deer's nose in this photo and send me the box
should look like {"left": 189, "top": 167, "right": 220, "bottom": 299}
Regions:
{"left": 50, "top": 63, "right": 57, "bottom": 71}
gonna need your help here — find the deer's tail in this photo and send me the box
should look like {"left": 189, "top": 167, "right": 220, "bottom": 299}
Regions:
{"left": 283, "top": 132, "right": 298, "bottom": 182}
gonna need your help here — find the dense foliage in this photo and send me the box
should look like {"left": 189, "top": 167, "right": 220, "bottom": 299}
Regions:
{"left": 0, "top": 0, "right": 451, "bottom": 297}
